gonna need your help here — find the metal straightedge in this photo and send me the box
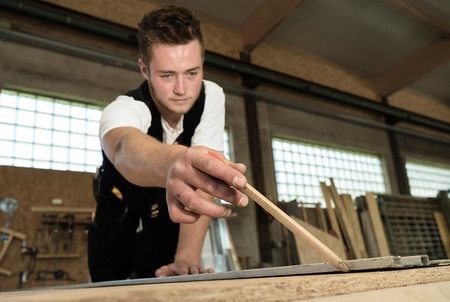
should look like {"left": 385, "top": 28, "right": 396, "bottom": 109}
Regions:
{"left": 38, "top": 255, "right": 446, "bottom": 291}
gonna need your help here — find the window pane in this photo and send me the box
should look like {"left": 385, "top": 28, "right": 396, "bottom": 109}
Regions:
{"left": 35, "top": 113, "right": 53, "bottom": 129}
{"left": 0, "top": 124, "right": 15, "bottom": 140}
{"left": 0, "top": 107, "right": 17, "bottom": 124}
{"left": 406, "top": 159, "right": 450, "bottom": 197}
{"left": 272, "top": 137, "right": 386, "bottom": 205}
{"left": 0, "top": 89, "right": 104, "bottom": 172}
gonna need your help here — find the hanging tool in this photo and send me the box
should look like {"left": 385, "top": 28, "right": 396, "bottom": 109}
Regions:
{"left": 208, "top": 152, "right": 350, "bottom": 272}
{"left": 35, "top": 269, "right": 76, "bottom": 281}
{"left": 63, "top": 214, "right": 74, "bottom": 252}
{"left": 1, "top": 197, "right": 18, "bottom": 242}
{"left": 18, "top": 228, "right": 41, "bottom": 287}
{"left": 19, "top": 245, "right": 38, "bottom": 288}
{"left": 52, "top": 215, "right": 61, "bottom": 268}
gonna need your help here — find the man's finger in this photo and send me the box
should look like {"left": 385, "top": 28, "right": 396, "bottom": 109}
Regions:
{"left": 171, "top": 165, "right": 248, "bottom": 208}
{"left": 192, "top": 151, "right": 248, "bottom": 190}
{"left": 166, "top": 187, "right": 233, "bottom": 223}
{"left": 166, "top": 194, "right": 201, "bottom": 223}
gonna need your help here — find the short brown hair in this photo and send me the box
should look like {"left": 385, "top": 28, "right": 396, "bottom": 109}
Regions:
{"left": 138, "top": 4, "right": 204, "bottom": 66}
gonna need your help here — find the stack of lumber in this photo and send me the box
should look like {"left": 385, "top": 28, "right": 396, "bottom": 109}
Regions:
{"left": 279, "top": 181, "right": 450, "bottom": 265}
{"left": 280, "top": 179, "right": 374, "bottom": 264}
{"left": 320, "top": 179, "right": 368, "bottom": 260}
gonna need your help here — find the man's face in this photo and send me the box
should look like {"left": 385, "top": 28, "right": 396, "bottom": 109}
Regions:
{"left": 139, "top": 40, "right": 204, "bottom": 124}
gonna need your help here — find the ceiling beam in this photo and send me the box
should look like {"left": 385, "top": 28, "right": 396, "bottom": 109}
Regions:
{"left": 380, "top": 0, "right": 450, "bottom": 36}
{"left": 374, "top": 37, "right": 450, "bottom": 97}
{"left": 240, "top": 0, "right": 306, "bottom": 54}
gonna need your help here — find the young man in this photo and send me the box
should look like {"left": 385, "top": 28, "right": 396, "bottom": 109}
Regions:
{"left": 88, "top": 4, "right": 249, "bottom": 282}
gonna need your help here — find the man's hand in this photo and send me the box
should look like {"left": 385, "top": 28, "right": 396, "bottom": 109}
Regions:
{"left": 103, "top": 127, "right": 248, "bottom": 224}
{"left": 155, "top": 259, "right": 214, "bottom": 277}
{"left": 166, "top": 146, "right": 248, "bottom": 223}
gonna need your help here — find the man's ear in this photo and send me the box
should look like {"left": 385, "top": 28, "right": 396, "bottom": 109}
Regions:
{"left": 138, "top": 58, "right": 149, "bottom": 80}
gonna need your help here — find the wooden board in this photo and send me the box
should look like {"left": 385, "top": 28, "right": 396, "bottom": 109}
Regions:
{"left": 0, "top": 264, "right": 448, "bottom": 302}
{"left": 359, "top": 210, "right": 380, "bottom": 258}
{"left": 320, "top": 182, "right": 342, "bottom": 240}
{"left": 291, "top": 216, "right": 347, "bottom": 264}
{"left": 327, "top": 180, "right": 358, "bottom": 258}
{"left": 365, "top": 192, "right": 390, "bottom": 256}
{"left": 434, "top": 211, "right": 450, "bottom": 258}
{"left": 341, "top": 194, "right": 368, "bottom": 259}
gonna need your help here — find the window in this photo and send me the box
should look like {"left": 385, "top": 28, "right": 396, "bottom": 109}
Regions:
{"left": 272, "top": 137, "right": 386, "bottom": 205}
{"left": 406, "top": 159, "right": 450, "bottom": 197}
{"left": 0, "top": 89, "right": 103, "bottom": 173}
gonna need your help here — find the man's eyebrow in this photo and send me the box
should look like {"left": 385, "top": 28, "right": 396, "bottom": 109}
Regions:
{"left": 156, "top": 66, "right": 201, "bottom": 74}
{"left": 186, "top": 66, "right": 201, "bottom": 72}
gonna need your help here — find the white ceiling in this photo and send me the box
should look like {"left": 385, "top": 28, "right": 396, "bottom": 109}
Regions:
{"left": 151, "top": 0, "right": 450, "bottom": 107}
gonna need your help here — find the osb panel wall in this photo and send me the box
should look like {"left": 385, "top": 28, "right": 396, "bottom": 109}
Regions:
{"left": 41, "top": 0, "right": 243, "bottom": 59}
{"left": 251, "top": 42, "right": 380, "bottom": 102}
{"left": 0, "top": 166, "right": 95, "bottom": 292}
{"left": 389, "top": 89, "right": 450, "bottom": 124}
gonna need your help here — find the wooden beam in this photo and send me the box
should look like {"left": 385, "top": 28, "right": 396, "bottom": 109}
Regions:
{"left": 374, "top": 37, "right": 450, "bottom": 96}
{"left": 380, "top": 0, "right": 450, "bottom": 35}
{"left": 240, "top": 0, "right": 306, "bottom": 54}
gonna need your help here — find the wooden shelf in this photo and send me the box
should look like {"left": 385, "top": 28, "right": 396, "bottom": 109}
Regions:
{"left": 36, "top": 253, "right": 80, "bottom": 260}
{"left": 31, "top": 206, "right": 95, "bottom": 214}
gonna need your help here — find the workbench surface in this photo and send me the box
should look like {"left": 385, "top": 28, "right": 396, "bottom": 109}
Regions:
{"left": 1, "top": 264, "right": 449, "bottom": 301}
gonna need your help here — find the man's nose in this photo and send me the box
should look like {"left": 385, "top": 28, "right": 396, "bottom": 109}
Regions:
{"left": 173, "top": 76, "right": 187, "bottom": 95}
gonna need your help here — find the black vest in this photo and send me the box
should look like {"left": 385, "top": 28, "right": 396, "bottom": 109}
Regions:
{"left": 100, "top": 81, "right": 205, "bottom": 211}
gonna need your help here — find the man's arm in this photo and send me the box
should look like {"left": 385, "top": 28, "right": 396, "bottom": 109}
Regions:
{"left": 155, "top": 190, "right": 215, "bottom": 277}
{"left": 102, "top": 126, "right": 248, "bottom": 223}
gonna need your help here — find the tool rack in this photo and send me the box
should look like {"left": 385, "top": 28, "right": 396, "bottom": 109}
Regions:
{"left": 30, "top": 206, "right": 94, "bottom": 260}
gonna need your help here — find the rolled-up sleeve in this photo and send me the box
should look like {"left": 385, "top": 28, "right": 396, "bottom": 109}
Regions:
{"left": 99, "top": 96, "right": 151, "bottom": 145}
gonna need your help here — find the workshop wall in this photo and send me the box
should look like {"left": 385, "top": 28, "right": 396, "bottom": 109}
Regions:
{"left": 0, "top": 166, "right": 94, "bottom": 291}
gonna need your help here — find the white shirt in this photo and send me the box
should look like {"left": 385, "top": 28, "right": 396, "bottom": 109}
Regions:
{"left": 99, "top": 80, "right": 225, "bottom": 151}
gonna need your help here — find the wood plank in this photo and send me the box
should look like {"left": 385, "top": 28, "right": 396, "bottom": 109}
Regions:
{"left": 341, "top": 194, "right": 368, "bottom": 259}
{"left": 0, "top": 228, "right": 27, "bottom": 263}
{"left": 316, "top": 202, "right": 328, "bottom": 232}
{"left": 320, "top": 182, "right": 342, "bottom": 240}
{"left": 434, "top": 211, "right": 450, "bottom": 258}
{"left": 373, "top": 37, "right": 450, "bottom": 96}
{"left": 359, "top": 210, "right": 380, "bottom": 257}
{"left": 30, "top": 206, "right": 96, "bottom": 214}
{"left": 328, "top": 180, "right": 359, "bottom": 259}
{"left": 0, "top": 265, "right": 448, "bottom": 302}
{"left": 299, "top": 201, "right": 309, "bottom": 223}
{"left": 380, "top": 0, "right": 450, "bottom": 33}
{"left": 0, "top": 267, "right": 12, "bottom": 276}
{"left": 291, "top": 216, "right": 347, "bottom": 265}
{"left": 243, "top": 184, "right": 349, "bottom": 272}
{"left": 365, "top": 192, "right": 390, "bottom": 256}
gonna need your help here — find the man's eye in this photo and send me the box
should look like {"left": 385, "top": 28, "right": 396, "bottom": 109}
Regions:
{"left": 187, "top": 72, "right": 197, "bottom": 77}
{"left": 161, "top": 74, "right": 173, "bottom": 79}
